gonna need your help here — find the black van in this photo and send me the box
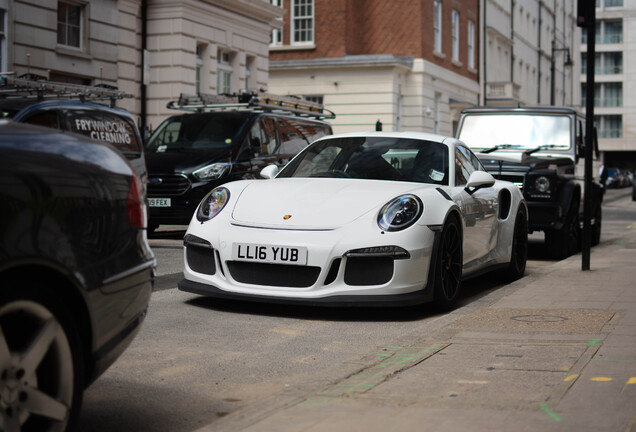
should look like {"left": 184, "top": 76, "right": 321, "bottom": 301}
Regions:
{"left": 0, "top": 76, "right": 147, "bottom": 183}
{"left": 144, "top": 92, "right": 334, "bottom": 231}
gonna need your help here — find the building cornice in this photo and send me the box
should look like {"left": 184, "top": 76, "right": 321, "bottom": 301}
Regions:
{"left": 270, "top": 54, "right": 414, "bottom": 71}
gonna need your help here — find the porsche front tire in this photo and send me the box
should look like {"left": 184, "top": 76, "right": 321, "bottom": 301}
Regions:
{"left": 432, "top": 216, "right": 463, "bottom": 312}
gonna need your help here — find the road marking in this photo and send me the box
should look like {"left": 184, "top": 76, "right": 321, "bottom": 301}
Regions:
{"left": 587, "top": 338, "right": 602, "bottom": 346}
{"left": 627, "top": 377, "right": 636, "bottom": 385}
{"left": 591, "top": 377, "right": 613, "bottom": 382}
{"left": 564, "top": 374, "right": 579, "bottom": 382}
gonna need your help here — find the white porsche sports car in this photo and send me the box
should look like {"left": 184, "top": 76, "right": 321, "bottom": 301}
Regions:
{"left": 178, "top": 131, "right": 528, "bottom": 310}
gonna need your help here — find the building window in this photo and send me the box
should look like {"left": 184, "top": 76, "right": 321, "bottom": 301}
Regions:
{"left": 57, "top": 1, "right": 82, "bottom": 48}
{"left": 270, "top": 0, "right": 283, "bottom": 46}
{"left": 467, "top": 20, "right": 475, "bottom": 69}
{"left": 292, "top": 0, "right": 313, "bottom": 45}
{"left": 603, "top": 0, "right": 623, "bottom": 7}
{"left": 595, "top": 115, "right": 622, "bottom": 138}
{"left": 434, "top": 1, "right": 442, "bottom": 53}
{"left": 585, "top": 20, "right": 623, "bottom": 44}
{"left": 217, "top": 50, "right": 233, "bottom": 94}
{"left": 196, "top": 44, "right": 204, "bottom": 94}
{"left": 582, "top": 82, "right": 622, "bottom": 107}
{"left": 0, "top": 8, "right": 5, "bottom": 72}
{"left": 582, "top": 52, "right": 622, "bottom": 74}
{"left": 245, "top": 56, "right": 255, "bottom": 90}
{"left": 451, "top": 10, "right": 459, "bottom": 62}
{"left": 303, "top": 95, "right": 323, "bottom": 105}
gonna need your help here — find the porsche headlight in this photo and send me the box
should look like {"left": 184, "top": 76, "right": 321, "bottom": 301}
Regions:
{"left": 193, "top": 163, "right": 230, "bottom": 180}
{"left": 377, "top": 194, "right": 423, "bottom": 232}
{"left": 196, "top": 187, "right": 230, "bottom": 221}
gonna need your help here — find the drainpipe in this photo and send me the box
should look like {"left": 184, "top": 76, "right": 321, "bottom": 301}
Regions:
{"left": 140, "top": 0, "right": 148, "bottom": 139}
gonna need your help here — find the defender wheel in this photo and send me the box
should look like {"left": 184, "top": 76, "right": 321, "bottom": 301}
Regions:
{"left": 504, "top": 207, "right": 528, "bottom": 281}
{"left": 546, "top": 198, "right": 580, "bottom": 260}
{"left": 433, "top": 217, "right": 463, "bottom": 312}
{"left": 0, "top": 287, "right": 84, "bottom": 432}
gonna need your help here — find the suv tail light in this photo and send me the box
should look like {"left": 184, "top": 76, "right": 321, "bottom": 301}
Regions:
{"left": 127, "top": 174, "right": 147, "bottom": 229}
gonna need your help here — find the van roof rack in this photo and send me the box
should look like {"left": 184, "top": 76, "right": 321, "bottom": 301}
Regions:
{"left": 166, "top": 91, "right": 336, "bottom": 120}
{"left": 0, "top": 73, "right": 132, "bottom": 107}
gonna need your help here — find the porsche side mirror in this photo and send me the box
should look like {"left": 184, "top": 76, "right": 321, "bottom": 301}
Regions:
{"left": 465, "top": 171, "right": 496, "bottom": 194}
{"left": 260, "top": 164, "right": 279, "bottom": 179}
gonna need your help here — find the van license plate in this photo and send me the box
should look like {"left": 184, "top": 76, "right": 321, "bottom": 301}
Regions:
{"left": 148, "top": 198, "right": 171, "bottom": 207}
{"left": 232, "top": 243, "right": 308, "bottom": 266}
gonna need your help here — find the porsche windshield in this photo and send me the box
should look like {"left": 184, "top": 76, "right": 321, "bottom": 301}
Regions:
{"left": 146, "top": 113, "right": 248, "bottom": 152}
{"left": 278, "top": 137, "right": 450, "bottom": 185}
{"left": 458, "top": 114, "right": 572, "bottom": 151}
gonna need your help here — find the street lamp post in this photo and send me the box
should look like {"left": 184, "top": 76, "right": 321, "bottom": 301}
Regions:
{"left": 550, "top": 39, "right": 573, "bottom": 106}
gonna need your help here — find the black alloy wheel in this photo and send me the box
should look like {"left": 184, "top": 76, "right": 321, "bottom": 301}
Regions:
{"left": 504, "top": 207, "right": 528, "bottom": 281}
{"left": 0, "top": 287, "right": 84, "bottom": 432}
{"left": 433, "top": 217, "right": 463, "bottom": 311}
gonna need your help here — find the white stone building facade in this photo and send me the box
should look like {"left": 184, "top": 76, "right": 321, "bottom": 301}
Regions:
{"left": 2, "top": 0, "right": 282, "bottom": 132}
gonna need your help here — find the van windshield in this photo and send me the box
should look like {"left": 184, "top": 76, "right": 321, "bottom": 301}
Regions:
{"left": 458, "top": 114, "right": 572, "bottom": 151}
{"left": 146, "top": 113, "right": 248, "bottom": 152}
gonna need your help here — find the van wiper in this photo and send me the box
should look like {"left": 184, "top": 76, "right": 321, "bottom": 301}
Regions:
{"left": 480, "top": 144, "right": 523, "bottom": 154}
{"left": 523, "top": 144, "right": 563, "bottom": 156}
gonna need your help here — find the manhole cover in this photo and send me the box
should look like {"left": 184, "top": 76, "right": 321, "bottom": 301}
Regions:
{"left": 450, "top": 309, "right": 614, "bottom": 332}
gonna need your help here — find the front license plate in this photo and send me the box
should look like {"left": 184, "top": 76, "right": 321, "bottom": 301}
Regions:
{"left": 232, "top": 243, "right": 308, "bottom": 266}
{"left": 148, "top": 198, "right": 171, "bottom": 207}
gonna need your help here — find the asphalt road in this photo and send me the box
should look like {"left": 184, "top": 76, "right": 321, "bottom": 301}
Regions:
{"left": 78, "top": 188, "right": 635, "bottom": 432}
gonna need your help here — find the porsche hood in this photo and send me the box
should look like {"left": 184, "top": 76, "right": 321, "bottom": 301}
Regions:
{"left": 230, "top": 178, "right": 431, "bottom": 229}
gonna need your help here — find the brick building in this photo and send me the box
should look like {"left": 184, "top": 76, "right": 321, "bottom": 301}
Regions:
{"left": 268, "top": 0, "right": 480, "bottom": 135}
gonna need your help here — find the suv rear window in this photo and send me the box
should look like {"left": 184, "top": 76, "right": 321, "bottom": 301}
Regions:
{"left": 66, "top": 110, "right": 142, "bottom": 155}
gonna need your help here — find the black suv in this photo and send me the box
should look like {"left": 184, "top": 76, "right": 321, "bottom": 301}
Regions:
{"left": 456, "top": 106, "right": 603, "bottom": 259}
{"left": 0, "top": 75, "right": 147, "bottom": 183}
{"left": 144, "top": 92, "right": 333, "bottom": 231}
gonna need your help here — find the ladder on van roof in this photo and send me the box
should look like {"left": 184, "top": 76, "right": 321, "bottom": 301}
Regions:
{"left": 166, "top": 91, "right": 336, "bottom": 120}
{"left": 0, "top": 74, "right": 132, "bottom": 107}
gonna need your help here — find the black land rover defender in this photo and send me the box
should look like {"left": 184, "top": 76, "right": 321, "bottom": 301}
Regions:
{"left": 144, "top": 92, "right": 334, "bottom": 232}
{"left": 456, "top": 106, "right": 603, "bottom": 259}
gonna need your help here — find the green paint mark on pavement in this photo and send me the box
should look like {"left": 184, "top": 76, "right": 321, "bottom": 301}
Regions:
{"left": 540, "top": 402, "right": 562, "bottom": 422}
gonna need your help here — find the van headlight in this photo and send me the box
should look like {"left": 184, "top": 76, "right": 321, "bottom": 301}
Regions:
{"left": 377, "top": 194, "right": 423, "bottom": 231}
{"left": 193, "top": 163, "right": 230, "bottom": 180}
{"left": 197, "top": 187, "right": 230, "bottom": 221}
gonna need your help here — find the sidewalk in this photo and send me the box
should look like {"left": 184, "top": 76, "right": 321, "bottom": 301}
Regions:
{"left": 210, "top": 213, "right": 636, "bottom": 431}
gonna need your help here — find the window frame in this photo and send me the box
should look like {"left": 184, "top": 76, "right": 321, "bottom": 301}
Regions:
{"left": 270, "top": 0, "right": 283, "bottom": 46}
{"left": 467, "top": 19, "right": 475, "bottom": 69}
{"left": 217, "top": 50, "right": 233, "bottom": 95}
{"left": 451, "top": 10, "right": 460, "bottom": 62}
{"left": 434, "top": 0, "right": 442, "bottom": 53}
{"left": 291, "top": 0, "right": 314, "bottom": 46}
{"left": 57, "top": 1, "right": 83, "bottom": 50}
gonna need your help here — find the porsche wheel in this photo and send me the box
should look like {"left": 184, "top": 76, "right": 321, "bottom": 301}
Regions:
{"left": 0, "top": 287, "right": 83, "bottom": 432}
{"left": 433, "top": 217, "right": 463, "bottom": 311}
{"left": 504, "top": 207, "right": 528, "bottom": 281}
